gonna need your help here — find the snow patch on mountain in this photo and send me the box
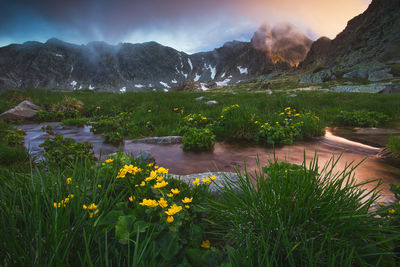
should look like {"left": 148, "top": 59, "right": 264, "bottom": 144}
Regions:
{"left": 188, "top": 58, "right": 193, "bottom": 70}
{"left": 194, "top": 73, "right": 201, "bottom": 81}
{"left": 171, "top": 79, "right": 177, "bottom": 84}
{"left": 120, "top": 87, "right": 126, "bottom": 93}
{"left": 134, "top": 84, "right": 144, "bottom": 88}
{"left": 70, "top": 80, "right": 77, "bottom": 88}
{"left": 237, "top": 66, "right": 248, "bottom": 74}
{"left": 160, "top": 81, "right": 170, "bottom": 88}
{"left": 216, "top": 76, "right": 232, "bottom": 87}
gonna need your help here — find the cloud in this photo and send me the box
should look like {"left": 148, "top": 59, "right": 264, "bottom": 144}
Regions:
{"left": 0, "top": 0, "right": 371, "bottom": 52}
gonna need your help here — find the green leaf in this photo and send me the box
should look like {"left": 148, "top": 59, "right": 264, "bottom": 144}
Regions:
{"left": 115, "top": 214, "right": 136, "bottom": 244}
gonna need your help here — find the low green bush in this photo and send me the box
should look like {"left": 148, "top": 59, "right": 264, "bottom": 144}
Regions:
{"left": 39, "top": 135, "right": 96, "bottom": 167}
{"left": 104, "top": 131, "right": 124, "bottom": 145}
{"left": 62, "top": 117, "right": 89, "bottom": 127}
{"left": 34, "top": 109, "right": 81, "bottom": 122}
{"left": 0, "top": 142, "right": 29, "bottom": 165}
{"left": 182, "top": 113, "right": 211, "bottom": 128}
{"left": 182, "top": 127, "right": 215, "bottom": 151}
{"left": 212, "top": 104, "right": 258, "bottom": 141}
{"left": 386, "top": 136, "right": 400, "bottom": 158}
{"left": 336, "top": 110, "right": 390, "bottom": 127}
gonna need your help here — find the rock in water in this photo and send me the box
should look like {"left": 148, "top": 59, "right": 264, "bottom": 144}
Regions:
{"left": 0, "top": 100, "right": 42, "bottom": 121}
{"left": 205, "top": 100, "right": 218, "bottom": 106}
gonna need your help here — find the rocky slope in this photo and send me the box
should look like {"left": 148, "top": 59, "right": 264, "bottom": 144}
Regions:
{"left": 301, "top": 0, "right": 400, "bottom": 82}
{"left": 0, "top": 24, "right": 311, "bottom": 92}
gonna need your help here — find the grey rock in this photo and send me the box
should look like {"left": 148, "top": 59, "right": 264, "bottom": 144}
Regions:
{"left": 331, "top": 82, "right": 395, "bottom": 93}
{"left": 134, "top": 151, "right": 156, "bottom": 164}
{"left": 169, "top": 172, "right": 239, "bottom": 193}
{"left": 205, "top": 100, "right": 218, "bottom": 106}
{"left": 300, "top": 69, "right": 336, "bottom": 83}
{"left": 129, "top": 136, "right": 182, "bottom": 144}
{"left": 257, "top": 72, "right": 279, "bottom": 82}
{"left": 194, "top": 96, "right": 208, "bottom": 101}
{"left": 368, "top": 69, "right": 393, "bottom": 81}
{"left": 0, "top": 100, "right": 42, "bottom": 121}
{"left": 344, "top": 81, "right": 353, "bottom": 85}
{"left": 343, "top": 70, "right": 368, "bottom": 79}
{"left": 288, "top": 94, "right": 297, "bottom": 97}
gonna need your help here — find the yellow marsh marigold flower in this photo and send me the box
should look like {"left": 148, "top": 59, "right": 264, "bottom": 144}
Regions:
{"left": 102, "top": 163, "right": 106, "bottom": 166}
{"left": 158, "top": 198, "right": 168, "bottom": 208}
{"left": 139, "top": 199, "right": 158, "bottom": 207}
{"left": 171, "top": 188, "right": 180, "bottom": 194}
{"left": 105, "top": 158, "right": 114, "bottom": 163}
{"left": 53, "top": 202, "right": 57, "bottom": 208}
{"left": 173, "top": 107, "right": 179, "bottom": 111}
{"left": 220, "top": 115, "right": 224, "bottom": 119}
{"left": 294, "top": 113, "right": 300, "bottom": 117}
{"left": 165, "top": 204, "right": 182, "bottom": 216}
{"left": 167, "top": 193, "right": 173, "bottom": 197}
{"left": 182, "top": 197, "right": 193, "bottom": 204}
{"left": 147, "top": 163, "right": 154, "bottom": 167}
{"left": 201, "top": 117, "right": 207, "bottom": 120}
{"left": 88, "top": 203, "right": 98, "bottom": 210}
{"left": 189, "top": 118, "right": 193, "bottom": 121}
{"left": 145, "top": 171, "right": 157, "bottom": 182}
{"left": 201, "top": 240, "right": 210, "bottom": 249}
{"left": 157, "top": 167, "right": 169, "bottom": 174}
{"left": 185, "top": 205, "right": 190, "bottom": 209}
{"left": 96, "top": 106, "right": 100, "bottom": 109}
{"left": 203, "top": 178, "right": 211, "bottom": 184}
{"left": 83, "top": 204, "right": 88, "bottom": 210}
{"left": 66, "top": 177, "right": 72, "bottom": 184}
{"left": 148, "top": 109, "right": 151, "bottom": 113}
{"left": 129, "top": 196, "right": 135, "bottom": 202}
{"left": 167, "top": 216, "right": 174, "bottom": 223}
{"left": 156, "top": 176, "right": 164, "bottom": 182}
{"left": 192, "top": 178, "right": 200, "bottom": 186}
{"left": 154, "top": 180, "right": 168, "bottom": 189}
{"left": 180, "top": 109, "right": 184, "bottom": 115}
{"left": 378, "top": 202, "right": 385, "bottom": 207}
{"left": 389, "top": 209, "right": 396, "bottom": 214}
{"left": 70, "top": 194, "right": 74, "bottom": 198}
{"left": 209, "top": 175, "right": 216, "bottom": 181}
{"left": 140, "top": 181, "right": 146, "bottom": 187}
{"left": 98, "top": 184, "right": 102, "bottom": 188}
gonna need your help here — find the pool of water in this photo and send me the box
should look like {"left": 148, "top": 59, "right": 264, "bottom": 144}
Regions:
{"left": 19, "top": 123, "right": 400, "bottom": 202}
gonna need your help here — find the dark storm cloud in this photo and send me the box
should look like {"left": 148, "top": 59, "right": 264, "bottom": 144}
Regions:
{"left": 0, "top": 0, "right": 370, "bottom": 52}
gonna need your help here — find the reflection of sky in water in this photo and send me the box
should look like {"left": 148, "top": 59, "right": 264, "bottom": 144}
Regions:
{"left": 20, "top": 122, "right": 400, "bottom": 203}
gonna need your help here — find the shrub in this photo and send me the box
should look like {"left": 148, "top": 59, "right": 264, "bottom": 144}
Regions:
{"left": 39, "top": 135, "right": 96, "bottom": 167}
{"left": 386, "top": 136, "right": 400, "bottom": 158}
{"left": 62, "top": 117, "right": 89, "bottom": 127}
{"left": 210, "top": 156, "right": 398, "bottom": 266}
{"left": 182, "top": 113, "right": 211, "bottom": 128}
{"left": 0, "top": 142, "right": 29, "bottom": 165}
{"left": 182, "top": 127, "right": 215, "bottom": 151}
{"left": 104, "top": 131, "right": 124, "bottom": 145}
{"left": 212, "top": 104, "right": 258, "bottom": 141}
{"left": 34, "top": 110, "right": 80, "bottom": 122}
{"left": 51, "top": 96, "right": 84, "bottom": 113}
{"left": 2, "top": 129, "right": 25, "bottom": 146}
{"left": 336, "top": 110, "right": 390, "bottom": 127}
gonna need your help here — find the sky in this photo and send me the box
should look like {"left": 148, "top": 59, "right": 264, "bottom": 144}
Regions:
{"left": 0, "top": 0, "right": 371, "bottom": 54}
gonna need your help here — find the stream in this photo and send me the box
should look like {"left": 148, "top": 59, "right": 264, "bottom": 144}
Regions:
{"left": 19, "top": 123, "right": 400, "bottom": 203}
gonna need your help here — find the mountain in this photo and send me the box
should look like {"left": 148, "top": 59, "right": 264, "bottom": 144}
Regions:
{"left": 301, "top": 0, "right": 400, "bottom": 81}
{"left": 0, "top": 24, "right": 312, "bottom": 92}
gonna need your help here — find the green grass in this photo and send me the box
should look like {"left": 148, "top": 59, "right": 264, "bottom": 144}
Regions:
{"left": 387, "top": 136, "right": 400, "bottom": 158}
{"left": 209, "top": 156, "right": 399, "bottom": 266}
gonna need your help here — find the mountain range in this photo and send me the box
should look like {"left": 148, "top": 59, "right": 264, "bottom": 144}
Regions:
{"left": 0, "top": 0, "right": 398, "bottom": 92}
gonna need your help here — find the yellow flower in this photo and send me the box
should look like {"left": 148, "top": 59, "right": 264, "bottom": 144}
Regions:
{"left": 53, "top": 202, "right": 57, "bottom": 208}
{"left": 83, "top": 204, "right": 87, "bottom": 210}
{"left": 167, "top": 216, "right": 174, "bottom": 223}
{"left": 265, "top": 122, "right": 269, "bottom": 125}
{"left": 145, "top": 171, "right": 158, "bottom": 181}
{"left": 220, "top": 115, "right": 224, "bottom": 119}
{"left": 167, "top": 193, "right": 174, "bottom": 197}
{"left": 189, "top": 118, "right": 193, "bottom": 121}
{"left": 154, "top": 180, "right": 168, "bottom": 189}
{"left": 66, "top": 177, "right": 72, "bottom": 184}
{"left": 192, "top": 178, "right": 200, "bottom": 186}
{"left": 148, "top": 109, "right": 152, "bottom": 113}
{"left": 378, "top": 202, "right": 385, "bottom": 207}
{"left": 158, "top": 198, "right": 168, "bottom": 208}
{"left": 294, "top": 113, "right": 300, "bottom": 117}
{"left": 201, "top": 117, "right": 207, "bottom": 120}
{"left": 102, "top": 163, "right": 106, "bottom": 166}
{"left": 88, "top": 203, "right": 97, "bottom": 210}
{"left": 105, "top": 158, "right": 114, "bottom": 163}
{"left": 139, "top": 199, "right": 158, "bottom": 207}
{"left": 203, "top": 178, "right": 211, "bottom": 184}
{"left": 182, "top": 197, "right": 193, "bottom": 204}
{"left": 173, "top": 107, "right": 179, "bottom": 111}
{"left": 129, "top": 196, "right": 135, "bottom": 202}
{"left": 96, "top": 106, "right": 100, "bottom": 109}
{"left": 280, "top": 112, "right": 284, "bottom": 115}
{"left": 156, "top": 176, "right": 164, "bottom": 182}
{"left": 157, "top": 167, "right": 169, "bottom": 174}
{"left": 70, "top": 194, "right": 74, "bottom": 198}
{"left": 140, "top": 181, "right": 146, "bottom": 187}
{"left": 180, "top": 109, "right": 184, "bottom": 115}
{"left": 147, "top": 163, "right": 154, "bottom": 167}
{"left": 209, "top": 175, "right": 216, "bottom": 181}
{"left": 201, "top": 240, "right": 210, "bottom": 249}
{"left": 185, "top": 205, "right": 190, "bottom": 209}
{"left": 98, "top": 184, "right": 102, "bottom": 188}
{"left": 389, "top": 209, "right": 396, "bottom": 214}
{"left": 64, "top": 197, "right": 69, "bottom": 203}
{"left": 165, "top": 204, "right": 183, "bottom": 216}
{"left": 171, "top": 188, "right": 180, "bottom": 194}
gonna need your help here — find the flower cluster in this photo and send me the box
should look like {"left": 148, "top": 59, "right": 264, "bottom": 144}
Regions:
{"left": 53, "top": 194, "right": 74, "bottom": 208}
{"left": 117, "top": 164, "right": 143, "bottom": 178}
{"left": 183, "top": 113, "right": 210, "bottom": 128}
{"left": 83, "top": 203, "right": 99, "bottom": 218}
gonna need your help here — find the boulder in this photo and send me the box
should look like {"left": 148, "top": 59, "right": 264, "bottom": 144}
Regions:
{"left": 194, "top": 96, "right": 208, "bottom": 101}
{"left": 0, "top": 100, "right": 42, "bottom": 121}
{"left": 205, "top": 100, "right": 218, "bottom": 106}
{"left": 368, "top": 69, "right": 393, "bottom": 81}
{"left": 300, "top": 69, "right": 336, "bottom": 83}
{"left": 134, "top": 151, "right": 156, "bottom": 164}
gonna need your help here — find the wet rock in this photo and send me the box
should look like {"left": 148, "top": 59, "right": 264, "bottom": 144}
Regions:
{"left": 169, "top": 172, "right": 239, "bottom": 194}
{"left": 300, "top": 69, "right": 336, "bottom": 83}
{"left": 129, "top": 136, "right": 182, "bottom": 144}
{"left": 205, "top": 100, "right": 218, "bottom": 106}
{"left": 135, "top": 151, "right": 156, "bottom": 164}
{"left": 368, "top": 68, "right": 393, "bottom": 81}
{"left": 0, "top": 100, "right": 42, "bottom": 121}
{"left": 288, "top": 94, "right": 297, "bottom": 97}
{"left": 194, "top": 96, "right": 208, "bottom": 101}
